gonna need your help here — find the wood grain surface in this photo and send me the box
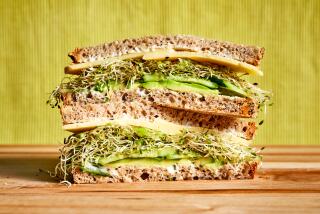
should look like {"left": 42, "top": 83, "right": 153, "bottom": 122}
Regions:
{"left": 0, "top": 145, "right": 320, "bottom": 214}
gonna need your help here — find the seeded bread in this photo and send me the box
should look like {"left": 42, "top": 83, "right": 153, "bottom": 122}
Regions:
{"left": 72, "top": 162, "right": 258, "bottom": 184}
{"left": 68, "top": 35, "right": 265, "bottom": 66}
{"left": 62, "top": 88, "right": 257, "bottom": 119}
{"left": 148, "top": 89, "right": 257, "bottom": 118}
{"left": 61, "top": 90, "right": 256, "bottom": 140}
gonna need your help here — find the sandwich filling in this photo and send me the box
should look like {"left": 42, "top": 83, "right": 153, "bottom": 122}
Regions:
{"left": 56, "top": 123, "right": 260, "bottom": 181}
{"left": 48, "top": 58, "right": 271, "bottom": 110}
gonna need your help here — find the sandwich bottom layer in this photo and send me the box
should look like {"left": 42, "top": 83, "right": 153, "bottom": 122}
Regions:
{"left": 72, "top": 162, "right": 258, "bottom": 184}
{"left": 56, "top": 123, "right": 260, "bottom": 183}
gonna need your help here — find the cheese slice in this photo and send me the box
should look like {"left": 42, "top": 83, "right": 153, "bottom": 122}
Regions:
{"left": 63, "top": 116, "right": 207, "bottom": 134}
{"left": 62, "top": 115, "right": 251, "bottom": 145}
{"left": 143, "top": 51, "right": 263, "bottom": 76}
{"left": 64, "top": 50, "right": 263, "bottom": 76}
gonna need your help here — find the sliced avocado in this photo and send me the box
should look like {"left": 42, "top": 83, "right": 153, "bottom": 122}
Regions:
{"left": 156, "top": 147, "right": 178, "bottom": 157}
{"left": 84, "top": 157, "right": 224, "bottom": 176}
{"left": 122, "top": 149, "right": 174, "bottom": 160}
{"left": 91, "top": 157, "right": 222, "bottom": 172}
{"left": 141, "top": 74, "right": 219, "bottom": 95}
{"left": 167, "top": 75, "right": 218, "bottom": 89}
{"left": 108, "top": 81, "right": 124, "bottom": 90}
{"left": 141, "top": 81, "right": 165, "bottom": 90}
{"left": 132, "top": 126, "right": 151, "bottom": 138}
{"left": 142, "top": 73, "right": 164, "bottom": 82}
{"left": 97, "top": 146, "right": 200, "bottom": 165}
{"left": 94, "top": 81, "right": 124, "bottom": 92}
{"left": 131, "top": 148, "right": 199, "bottom": 160}
{"left": 81, "top": 161, "right": 110, "bottom": 176}
{"left": 97, "top": 153, "right": 126, "bottom": 165}
{"left": 132, "top": 126, "right": 163, "bottom": 139}
{"left": 209, "top": 76, "right": 225, "bottom": 86}
{"left": 161, "top": 80, "right": 219, "bottom": 95}
{"left": 220, "top": 81, "right": 247, "bottom": 97}
{"left": 142, "top": 73, "right": 219, "bottom": 89}
{"left": 106, "top": 158, "right": 184, "bottom": 168}
{"left": 131, "top": 150, "right": 160, "bottom": 159}
{"left": 167, "top": 150, "right": 200, "bottom": 159}
{"left": 194, "top": 157, "right": 223, "bottom": 169}
{"left": 105, "top": 158, "right": 195, "bottom": 168}
{"left": 96, "top": 148, "right": 175, "bottom": 165}
{"left": 210, "top": 76, "right": 247, "bottom": 97}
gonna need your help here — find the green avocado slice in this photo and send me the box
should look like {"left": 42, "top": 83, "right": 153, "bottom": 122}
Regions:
{"left": 210, "top": 76, "right": 247, "bottom": 97}
{"left": 94, "top": 80, "right": 125, "bottom": 92}
{"left": 162, "top": 80, "right": 219, "bottom": 95}
{"left": 142, "top": 73, "right": 218, "bottom": 89}
{"left": 219, "top": 80, "right": 247, "bottom": 97}
{"left": 132, "top": 126, "right": 164, "bottom": 139}
{"left": 82, "top": 157, "right": 224, "bottom": 176}
{"left": 141, "top": 80, "right": 218, "bottom": 95}
{"left": 142, "top": 73, "right": 164, "bottom": 82}
{"left": 141, "top": 81, "right": 165, "bottom": 90}
{"left": 167, "top": 75, "right": 218, "bottom": 89}
{"left": 96, "top": 146, "right": 201, "bottom": 165}
{"left": 81, "top": 161, "right": 110, "bottom": 176}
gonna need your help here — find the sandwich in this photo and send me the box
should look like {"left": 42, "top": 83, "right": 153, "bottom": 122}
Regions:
{"left": 48, "top": 35, "right": 271, "bottom": 183}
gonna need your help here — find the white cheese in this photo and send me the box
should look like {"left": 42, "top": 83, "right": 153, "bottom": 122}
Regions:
{"left": 63, "top": 115, "right": 208, "bottom": 134}
{"left": 64, "top": 50, "right": 263, "bottom": 76}
{"left": 142, "top": 50, "right": 263, "bottom": 76}
{"left": 63, "top": 115, "right": 252, "bottom": 146}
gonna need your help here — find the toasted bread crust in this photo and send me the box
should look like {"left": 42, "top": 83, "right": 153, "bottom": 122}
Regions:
{"left": 68, "top": 35, "right": 264, "bottom": 66}
{"left": 72, "top": 162, "right": 258, "bottom": 184}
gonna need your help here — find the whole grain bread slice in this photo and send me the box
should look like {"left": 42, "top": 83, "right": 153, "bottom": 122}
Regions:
{"left": 68, "top": 35, "right": 265, "bottom": 66}
{"left": 60, "top": 89, "right": 256, "bottom": 140}
{"left": 72, "top": 162, "right": 258, "bottom": 184}
{"left": 62, "top": 88, "right": 258, "bottom": 119}
{"left": 148, "top": 89, "right": 257, "bottom": 118}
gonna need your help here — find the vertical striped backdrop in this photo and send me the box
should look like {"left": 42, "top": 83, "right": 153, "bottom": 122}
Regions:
{"left": 0, "top": 0, "right": 319, "bottom": 145}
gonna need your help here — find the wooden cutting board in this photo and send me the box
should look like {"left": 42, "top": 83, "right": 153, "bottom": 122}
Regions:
{"left": 0, "top": 145, "right": 319, "bottom": 213}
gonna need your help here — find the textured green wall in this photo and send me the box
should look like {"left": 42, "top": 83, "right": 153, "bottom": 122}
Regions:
{"left": 0, "top": 0, "right": 319, "bottom": 145}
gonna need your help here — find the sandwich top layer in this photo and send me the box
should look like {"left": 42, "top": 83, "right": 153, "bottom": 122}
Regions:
{"left": 48, "top": 58, "right": 271, "bottom": 115}
{"left": 68, "top": 35, "right": 265, "bottom": 66}
{"left": 56, "top": 123, "right": 260, "bottom": 182}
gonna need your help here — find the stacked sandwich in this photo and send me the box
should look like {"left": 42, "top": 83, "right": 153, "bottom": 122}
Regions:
{"left": 48, "top": 35, "right": 271, "bottom": 183}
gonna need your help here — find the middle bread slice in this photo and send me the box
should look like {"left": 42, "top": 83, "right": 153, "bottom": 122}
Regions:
{"left": 61, "top": 89, "right": 256, "bottom": 140}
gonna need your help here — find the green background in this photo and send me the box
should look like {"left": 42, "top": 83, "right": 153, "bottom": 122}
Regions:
{"left": 0, "top": 0, "right": 319, "bottom": 145}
